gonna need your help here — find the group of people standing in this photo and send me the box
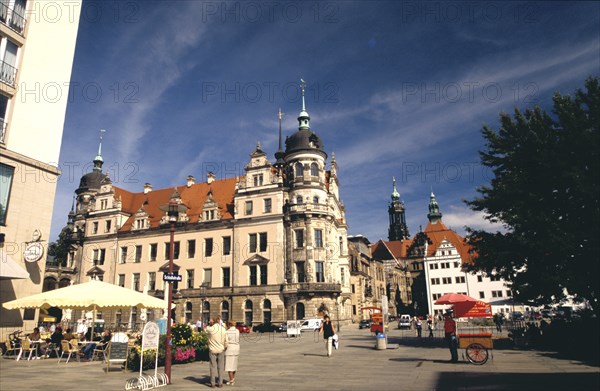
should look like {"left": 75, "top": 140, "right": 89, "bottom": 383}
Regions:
{"left": 205, "top": 317, "right": 240, "bottom": 388}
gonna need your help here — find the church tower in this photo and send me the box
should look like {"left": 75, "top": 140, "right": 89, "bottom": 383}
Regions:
{"left": 427, "top": 191, "right": 443, "bottom": 224}
{"left": 388, "top": 177, "right": 409, "bottom": 240}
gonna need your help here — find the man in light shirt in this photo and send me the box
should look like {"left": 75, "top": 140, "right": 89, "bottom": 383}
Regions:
{"left": 206, "top": 316, "right": 228, "bottom": 388}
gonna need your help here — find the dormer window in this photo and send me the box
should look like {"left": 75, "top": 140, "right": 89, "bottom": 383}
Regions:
{"left": 253, "top": 174, "right": 263, "bottom": 187}
{"left": 100, "top": 199, "right": 108, "bottom": 209}
{"left": 135, "top": 219, "right": 146, "bottom": 230}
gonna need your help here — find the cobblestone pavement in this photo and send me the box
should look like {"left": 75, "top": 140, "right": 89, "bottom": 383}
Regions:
{"left": 1, "top": 326, "right": 598, "bottom": 390}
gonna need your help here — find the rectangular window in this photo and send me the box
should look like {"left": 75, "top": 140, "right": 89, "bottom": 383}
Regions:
{"left": 188, "top": 240, "right": 196, "bottom": 258}
{"left": 454, "top": 262, "right": 460, "bottom": 268}
{"left": 432, "top": 293, "right": 442, "bottom": 300}
{"left": 245, "top": 200, "right": 253, "bottom": 215}
{"left": 150, "top": 243, "right": 157, "bottom": 261}
{"left": 165, "top": 242, "right": 170, "bottom": 259}
{"left": 222, "top": 267, "right": 230, "bottom": 287}
{"left": 455, "top": 276, "right": 465, "bottom": 284}
{"left": 264, "top": 198, "right": 272, "bottom": 213}
{"left": 260, "top": 264, "right": 267, "bottom": 285}
{"left": 92, "top": 222, "right": 98, "bottom": 234}
{"left": 506, "top": 290, "right": 512, "bottom": 297}
{"left": 315, "top": 261, "right": 324, "bottom": 283}
{"left": 120, "top": 246, "right": 128, "bottom": 263}
{"left": 187, "top": 269, "right": 194, "bottom": 289}
{"left": 93, "top": 249, "right": 106, "bottom": 265}
{"left": 205, "top": 238, "right": 213, "bottom": 257}
{"left": 430, "top": 278, "right": 440, "bottom": 285}
{"left": 249, "top": 265, "right": 257, "bottom": 286}
{"left": 0, "top": 163, "right": 14, "bottom": 225}
{"left": 429, "top": 263, "right": 438, "bottom": 270}
{"left": 203, "top": 268, "right": 212, "bottom": 287}
{"left": 351, "top": 284, "right": 355, "bottom": 294}
{"left": 295, "top": 230, "right": 304, "bottom": 248}
{"left": 118, "top": 274, "right": 125, "bottom": 287}
{"left": 442, "top": 277, "right": 452, "bottom": 284}
{"left": 134, "top": 245, "right": 142, "bottom": 263}
{"left": 148, "top": 272, "right": 156, "bottom": 291}
{"left": 314, "top": 229, "right": 323, "bottom": 248}
{"left": 477, "top": 275, "right": 483, "bottom": 282}
{"left": 174, "top": 241, "right": 180, "bottom": 259}
{"left": 165, "top": 241, "right": 180, "bottom": 259}
{"left": 479, "top": 291, "right": 485, "bottom": 299}
{"left": 259, "top": 232, "right": 267, "bottom": 252}
{"left": 132, "top": 273, "right": 140, "bottom": 291}
{"left": 223, "top": 236, "right": 231, "bottom": 255}
{"left": 492, "top": 290, "right": 503, "bottom": 298}
{"left": 296, "top": 261, "right": 305, "bottom": 283}
{"left": 253, "top": 174, "right": 263, "bottom": 187}
{"left": 105, "top": 220, "right": 112, "bottom": 232}
{"left": 340, "top": 267, "right": 345, "bottom": 286}
{"left": 490, "top": 274, "right": 501, "bottom": 281}
{"left": 249, "top": 233, "right": 257, "bottom": 253}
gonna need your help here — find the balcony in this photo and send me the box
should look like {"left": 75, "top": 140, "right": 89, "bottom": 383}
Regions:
{"left": 287, "top": 203, "right": 329, "bottom": 215}
{"left": 0, "top": 60, "right": 17, "bottom": 87}
{"left": 0, "top": 2, "right": 26, "bottom": 35}
{"left": 282, "top": 282, "right": 342, "bottom": 295}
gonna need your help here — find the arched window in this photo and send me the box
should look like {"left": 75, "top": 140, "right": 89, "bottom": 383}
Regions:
{"left": 310, "top": 163, "right": 318, "bottom": 177}
{"left": 59, "top": 278, "right": 71, "bottom": 288}
{"left": 43, "top": 277, "right": 57, "bottom": 292}
{"left": 296, "top": 196, "right": 303, "bottom": 204}
{"left": 221, "top": 301, "right": 230, "bottom": 322}
{"left": 202, "top": 301, "right": 210, "bottom": 325}
{"left": 313, "top": 196, "right": 319, "bottom": 204}
{"left": 263, "top": 299, "right": 272, "bottom": 323}
{"left": 185, "top": 302, "right": 193, "bottom": 323}
{"left": 295, "top": 162, "right": 304, "bottom": 177}
{"left": 245, "top": 300, "right": 253, "bottom": 326}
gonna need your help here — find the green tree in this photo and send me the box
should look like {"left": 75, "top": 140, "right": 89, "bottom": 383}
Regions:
{"left": 465, "top": 77, "right": 599, "bottom": 314}
{"left": 47, "top": 226, "right": 73, "bottom": 266}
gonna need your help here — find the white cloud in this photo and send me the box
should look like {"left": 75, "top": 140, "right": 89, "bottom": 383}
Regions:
{"left": 442, "top": 205, "right": 506, "bottom": 234}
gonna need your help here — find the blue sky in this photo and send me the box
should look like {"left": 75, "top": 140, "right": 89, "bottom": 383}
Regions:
{"left": 50, "top": 0, "right": 599, "bottom": 242}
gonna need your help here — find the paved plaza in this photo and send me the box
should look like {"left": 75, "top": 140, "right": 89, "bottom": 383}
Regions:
{"left": 1, "top": 326, "right": 598, "bottom": 390}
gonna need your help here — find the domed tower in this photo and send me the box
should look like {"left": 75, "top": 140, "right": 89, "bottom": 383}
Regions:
{"left": 427, "top": 191, "right": 443, "bottom": 224}
{"left": 388, "top": 177, "right": 410, "bottom": 241}
{"left": 281, "top": 80, "right": 347, "bottom": 321}
{"left": 75, "top": 130, "right": 108, "bottom": 214}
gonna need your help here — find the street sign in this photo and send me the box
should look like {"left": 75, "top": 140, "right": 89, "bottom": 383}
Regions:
{"left": 163, "top": 273, "right": 182, "bottom": 282}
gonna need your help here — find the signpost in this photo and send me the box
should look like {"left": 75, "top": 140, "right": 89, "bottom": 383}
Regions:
{"left": 162, "top": 273, "right": 182, "bottom": 282}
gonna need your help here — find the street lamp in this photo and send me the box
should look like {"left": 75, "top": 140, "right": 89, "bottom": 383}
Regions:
{"left": 159, "top": 189, "right": 187, "bottom": 384}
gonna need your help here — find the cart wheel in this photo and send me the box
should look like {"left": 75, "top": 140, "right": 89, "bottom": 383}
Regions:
{"left": 465, "top": 343, "right": 488, "bottom": 365}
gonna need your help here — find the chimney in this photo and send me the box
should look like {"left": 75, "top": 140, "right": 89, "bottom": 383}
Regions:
{"left": 143, "top": 183, "right": 153, "bottom": 194}
{"left": 187, "top": 175, "right": 196, "bottom": 187}
{"left": 207, "top": 172, "right": 216, "bottom": 184}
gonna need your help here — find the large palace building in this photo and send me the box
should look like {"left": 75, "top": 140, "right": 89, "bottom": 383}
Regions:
{"left": 61, "top": 91, "right": 351, "bottom": 328}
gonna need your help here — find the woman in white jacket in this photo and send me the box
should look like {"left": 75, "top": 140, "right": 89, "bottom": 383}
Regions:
{"left": 224, "top": 321, "right": 240, "bottom": 385}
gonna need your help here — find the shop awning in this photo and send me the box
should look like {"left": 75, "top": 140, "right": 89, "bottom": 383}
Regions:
{"left": 0, "top": 249, "right": 30, "bottom": 280}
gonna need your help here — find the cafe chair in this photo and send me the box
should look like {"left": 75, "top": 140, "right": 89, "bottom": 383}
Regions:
{"left": 18, "top": 340, "right": 37, "bottom": 361}
{"left": 92, "top": 341, "right": 110, "bottom": 362}
{"left": 57, "top": 340, "right": 79, "bottom": 363}
{"left": 2, "top": 339, "right": 21, "bottom": 359}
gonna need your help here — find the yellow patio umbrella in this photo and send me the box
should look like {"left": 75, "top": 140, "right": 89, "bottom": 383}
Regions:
{"left": 3, "top": 280, "right": 167, "bottom": 335}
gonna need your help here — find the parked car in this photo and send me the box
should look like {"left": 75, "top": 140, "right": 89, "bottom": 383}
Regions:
{"left": 398, "top": 314, "right": 411, "bottom": 329}
{"left": 299, "top": 318, "right": 323, "bottom": 331}
{"left": 252, "top": 322, "right": 280, "bottom": 333}
{"left": 358, "top": 319, "right": 372, "bottom": 329}
{"left": 510, "top": 311, "right": 525, "bottom": 321}
{"left": 235, "top": 322, "right": 250, "bottom": 333}
{"left": 277, "top": 323, "right": 287, "bottom": 333}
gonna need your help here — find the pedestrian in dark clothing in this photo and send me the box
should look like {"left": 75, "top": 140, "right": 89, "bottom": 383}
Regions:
{"left": 427, "top": 316, "right": 434, "bottom": 338}
{"left": 444, "top": 311, "right": 458, "bottom": 363}
{"left": 319, "top": 315, "right": 336, "bottom": 357}
{"left": 416, "top": 317, "right": 422, "bottom": 338}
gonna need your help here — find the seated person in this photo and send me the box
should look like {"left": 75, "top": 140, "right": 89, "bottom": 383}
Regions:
{"left": 81, "top": 330, "right": 111, "bottom": 361}
{"left": 46, "top": 325, "right": 64, "bottom": 357}
{"left": 27, "top": 328, "right": 45, "bottom": 356}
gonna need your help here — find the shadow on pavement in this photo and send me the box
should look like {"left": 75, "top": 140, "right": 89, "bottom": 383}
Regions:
{"left": 435, "top": 372, "right": 600, "bottom": 391}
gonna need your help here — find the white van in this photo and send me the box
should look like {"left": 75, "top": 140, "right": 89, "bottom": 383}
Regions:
{"left": 299, "top": 318, "right": 323, "bottom": 331}
{"left": 398, "top": 314, "right": 412, "bottom": 329}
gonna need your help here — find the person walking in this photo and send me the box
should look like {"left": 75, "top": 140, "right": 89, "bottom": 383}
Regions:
{"left": 319, "top": 315, "right": 336, "bottom": 357}
{"left": 427, "top": 315, "right": 434, "bottom": 338}
{"left": 224, "top": 321, "right": 240, "bottom": 386}
{"left": 206, "top": 317, "right": 228, "bottom": 388}
{"left": 416, "top": 317, "right": 423, "bottom": 338}
{"left": 444, "top": 310, "right": 459, "bottom": 363}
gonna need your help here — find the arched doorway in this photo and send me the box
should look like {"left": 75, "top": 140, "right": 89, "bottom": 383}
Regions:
{"left": 244, "top": 300, "right": 253, "bottom": 326}
{"left": 59, "top": 278, "right": 71, "bottom": 288}
{"left": 43, "top": 277, "right": 57, "bottom": 292}
{"left": 296, "top": 302, "right": 305, "bottom": 320}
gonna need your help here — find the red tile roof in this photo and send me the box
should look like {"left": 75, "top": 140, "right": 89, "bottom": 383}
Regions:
{"left": 114, "top": 177, "right": 239, "bottom": 232}
{"left": 423, "top": 221, "right": 471, "bottom": 260}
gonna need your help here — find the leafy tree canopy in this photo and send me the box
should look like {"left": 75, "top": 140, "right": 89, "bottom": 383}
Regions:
{"left": 47, "top": 226, "right": 73, "bottom": 266}
{"left": 465, "top": 77, "right": 599, "bottom": 314}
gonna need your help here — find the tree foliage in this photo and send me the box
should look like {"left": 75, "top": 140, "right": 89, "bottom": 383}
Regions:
{"left": 47, "top": 226, "right": 73, "bottom": 266}
{"left": 465, "top": 77, "right": 599, "bottom": 313}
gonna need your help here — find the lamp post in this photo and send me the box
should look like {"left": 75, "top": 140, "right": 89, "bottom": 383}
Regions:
{"left": 159, "top": 190, "right": 187, "bottom": 384}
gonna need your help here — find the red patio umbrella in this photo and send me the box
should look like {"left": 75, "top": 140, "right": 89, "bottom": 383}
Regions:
{"left": 434, "top": 293, "right": 478, "bottom": 305}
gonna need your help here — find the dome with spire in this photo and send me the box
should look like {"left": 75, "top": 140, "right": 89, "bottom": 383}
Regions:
{"left": 284, "top": 79, "right": 326, "bottom": 158}
{"left": 76, "top": 130, "right": 108, "bottom": 195}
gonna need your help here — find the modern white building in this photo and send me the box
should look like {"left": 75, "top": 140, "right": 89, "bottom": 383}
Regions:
{"left": 0, "top": 0, "right": 82, "bottom": 339}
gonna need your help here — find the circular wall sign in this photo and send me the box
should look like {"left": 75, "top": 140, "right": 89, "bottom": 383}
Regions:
{"left": 24, "top": 242, "right": 44, "bottom": 263}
